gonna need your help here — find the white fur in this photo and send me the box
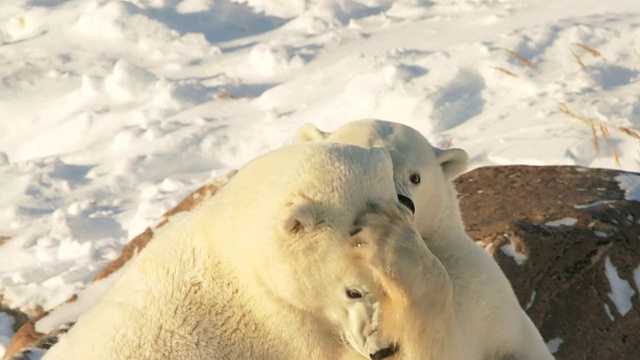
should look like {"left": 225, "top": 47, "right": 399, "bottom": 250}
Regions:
{"left": 43, "top": 143, "right": 443, "bottom": 360}
{"left": 296, "top": 120, "right": 554, "bottom": 360}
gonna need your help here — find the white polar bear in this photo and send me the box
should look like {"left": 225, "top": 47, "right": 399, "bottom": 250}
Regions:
{"left": 42, "top": 142, "right": 451, "bottom": 360}
{"left": 296, "top": 119, "right": 555, "bottom": 360}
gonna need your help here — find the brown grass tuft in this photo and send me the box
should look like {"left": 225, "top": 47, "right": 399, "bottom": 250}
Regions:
{"left": 633, "top": 40, "right": 640, "bottom": 67}
{"left": 503, "top": 49, "right": 535, "bottom": 68}
{"left": 442, "top": 136, "right": 453, "bottom": 149}
{"left": 558, "top": 102, "right": 627, "bottom": 167}
{"left": 558, "top": 102, "right": 600, "bottom": 154}
{"left": 600, "top": 122, "right": 620, "bottom": 166}
{"left": 492, "top": 66, "right": 519, "bottom": 77}
{"left": 572, "top": 43, "right": 602, "bottom": 58}
{"left": 610, "top": 145, "right": 621, "bottom": 167}
{"left": 557, "top": 102, "right": 590, "bottom": 125}
{"left": 590, "top": 122, "right": 600, "bottom": 154}
{"left": 570, "top": 49, "right": 587, "bottom": 70}
{"left": 599, "top": 122, "right": 610, "bottom": 139}
{"left": 616, "top": 126, "right": 640, "bottom": 140}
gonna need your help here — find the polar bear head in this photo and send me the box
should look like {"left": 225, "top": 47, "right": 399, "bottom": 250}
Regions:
{"left": 318, "top": 201, "right": 452, "bottom": 360}
{"left": 209, "top": 143, "right": 432, "bottom": 359}
{"left": 295, "top": 119, "right": 469, "bottom": 240}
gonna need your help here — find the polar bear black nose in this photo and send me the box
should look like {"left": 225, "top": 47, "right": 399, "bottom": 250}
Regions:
{"left": 370, "top": 343, "right": 398, "bottom": 360}
{"left": 397, "top": 194, "right": 415, "bottom": 214}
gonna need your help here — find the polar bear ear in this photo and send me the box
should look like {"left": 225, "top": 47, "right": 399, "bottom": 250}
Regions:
{"left": 282, "top": 200, "right": 320, "bottom": 235}
{"left": 295, "top": 123, "right": 329, "bottom": 142}
{"left": 434, "top": 147, "right": 469, "bottom": 180}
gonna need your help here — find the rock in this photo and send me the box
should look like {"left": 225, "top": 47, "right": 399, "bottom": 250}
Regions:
{"left": 455, "top": 165, "right": 640, "bottom": 359}
{"left": 4, "top": 166, "right": 640, "bottom": 359}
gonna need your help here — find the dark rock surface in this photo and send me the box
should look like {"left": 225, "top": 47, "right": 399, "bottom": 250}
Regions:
{"left": 456, "top": 165, "right": 640, "bottom": 359}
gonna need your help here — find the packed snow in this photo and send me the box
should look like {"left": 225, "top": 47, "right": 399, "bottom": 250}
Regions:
{"left": 544, "top": 217, "right": 578, "bottom": 227}
{"left": 634, "top": 265, "right": 640, "bottom": 297}
{"left": 604, "top": 256, "right": 636, "bottom": 317}
{"left": 573, "top": 199, "right": 616, "bottom": 209}
{"left": 499, "top": 234, "right": 527, "bottom": 265}
{"left": 0, "top": 312, "right": 14, "bottom": 356}
{"left": 545, "top": 337, "right": 564, "bottom": 355}
{"left": 1, "top": 0, "right": 639, "bottom": 356}
{"left": 616, "top": 173, "right": 640, "bottom": 202}
{"left": 525, "top": 290, "right": 536, "bottom": 311}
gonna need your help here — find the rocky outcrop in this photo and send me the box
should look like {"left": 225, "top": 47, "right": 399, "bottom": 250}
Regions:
{"left": 3, "top": 166, "right": 639, "bottom": 359}
{"left": 456, "top": 165, "right": 640, "bottom": 359}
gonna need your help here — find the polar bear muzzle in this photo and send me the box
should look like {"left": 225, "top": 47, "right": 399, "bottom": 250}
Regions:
{"left": 370, "top": 343, "right": 399, "bottom": 360}
{"left": 396, "top": 194, "right": 415, "bottom": 214}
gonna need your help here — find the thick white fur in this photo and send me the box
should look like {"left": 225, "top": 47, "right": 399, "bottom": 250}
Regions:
{"left": 43, "top": 143, "right": 448, "bottom": 360}
{"left": 296, "top": 120, "right": 554, "bottom": 360}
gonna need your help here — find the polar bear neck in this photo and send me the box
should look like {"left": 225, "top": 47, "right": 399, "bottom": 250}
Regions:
{"left": 415, "top": 184, "right": 468, "bottom": 247}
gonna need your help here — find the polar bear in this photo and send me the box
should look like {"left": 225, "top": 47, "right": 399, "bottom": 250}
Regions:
{"left": 296, "top": 120, "right": 554, "bottom": 360}
{"left": 42, "top": 142, "right": 451, "bottom": 360}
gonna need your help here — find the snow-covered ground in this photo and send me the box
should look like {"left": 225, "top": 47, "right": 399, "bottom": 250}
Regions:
{"left": 0, "top": 0, "right": 639, "bottom": 355}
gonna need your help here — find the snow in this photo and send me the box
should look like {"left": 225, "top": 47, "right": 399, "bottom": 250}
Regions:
{"left": 634, "top": 265, "right": 640, "bottom": 297}
{"left": 573, "top": 200, "right": 616, "bottom": 209}
{"left": 525, "top": 290, "right": 536, "bottom": 311}
{"left": 499, "top": 234, "right": 527, "bottom": 265}
{"left": 34, "top": 260, "right": 132, "bottom": 334}
{"left": 544, "top": 217, "right": 578, "bottom": 227}
{"left": 0, "top": 312, "right": 14, "bottom": 356}
{"left": 604, "top": 303, "right": 615, "bottom": 321}
{"left": 604, "top": 256, "right": 636, "bottom": 316}
{"left": 616, "top": 174, "right": 640, "bottom": 202}
{"left": 546, "top": 337, "right": 564, "bottom": 354}
{"left": 0, "top": 0, "right": 639, "bottom": 356}
{"left": 594, "top": 230, "right": 611, "bottom": 238}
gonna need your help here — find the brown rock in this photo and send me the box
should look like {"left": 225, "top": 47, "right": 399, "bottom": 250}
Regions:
{"left": 91, "top": 227, "right": 154, "bottom": 282}
{"left": 456, "top": 165, "right": 640, "bottom": 359}
{"left": 1, "top": 313, "right": 45, "bottom": 360}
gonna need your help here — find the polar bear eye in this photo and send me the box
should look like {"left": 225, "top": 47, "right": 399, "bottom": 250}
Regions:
{"left": 346, "top": 288, "right": 363, "bottom": 299}
{"left": 409, "top": 173, "right": 421, "bottom": 185}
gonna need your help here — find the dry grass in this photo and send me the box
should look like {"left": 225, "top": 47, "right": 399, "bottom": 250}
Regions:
{"left": 599, "top": 122, "right": 621, "bottom": 167}
{"left": 616, "top": 126, "right": 640, "bottom": 140}
{"left": 557, "top": 102, "right": 624, "bottom": 167}
{"left": 442, "top": 136, "right": 454, "bottom": 149}
{"left": 492, "top": 66, "right": 519, "bottom": 77}
{"left": 557, "top": 102, "right": 599, "bottom": 151}
{"left": 492, "top": 41, "right": 632, "bottom": 168}
{"left": 633, "top": 40, "right": 640, "bottom": 68}
{"left": 557, "top": 102, "right": 591, "bottom": 125}
{"left": 570, "top": 49, "right": 587, "bottom": 70}
{"left": 572, "top": 43, "right": 603, "bottom": 58}
{"left": 610, "top": 145, "right": 621, "bottom": 167}
{"left": 503, "top": 49, "right": 535, "bottom": 68}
